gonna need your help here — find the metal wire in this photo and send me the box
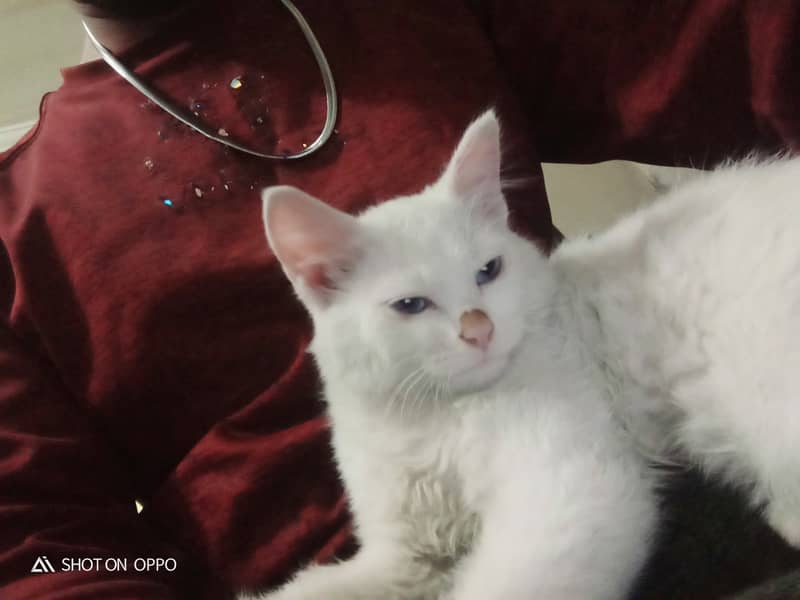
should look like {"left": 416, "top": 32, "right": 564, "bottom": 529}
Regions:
{"left": 82, "top": 0, "right": 338, "bottom": 160}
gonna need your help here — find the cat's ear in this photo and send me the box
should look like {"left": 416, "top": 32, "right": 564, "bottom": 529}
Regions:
{"left": 442, "top": 109, "right": 507, "bottom": 221}
{"left": 263, "top": 185, "right": 362, "bottom": 309}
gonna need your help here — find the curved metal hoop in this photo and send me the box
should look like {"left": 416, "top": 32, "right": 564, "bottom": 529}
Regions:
{"left": 82, "top": 0, "right": 338, "bottom": 160}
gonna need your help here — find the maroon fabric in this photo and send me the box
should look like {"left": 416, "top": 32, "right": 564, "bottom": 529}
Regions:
{"left": 481, "top": 0, "right": 800, "bottom": 165}
{"left": 2, "top": 0, "right": 800, "bottom": 598}
{"left": 0, "top": 1, "right": 550, "bottom": 598}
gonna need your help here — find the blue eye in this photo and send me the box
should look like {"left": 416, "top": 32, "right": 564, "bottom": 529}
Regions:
{"left": 390, "top": 297, "right": 431, "bottom": 315}
{"left": 476, "top": 256, "right": 503, "bottom": 286}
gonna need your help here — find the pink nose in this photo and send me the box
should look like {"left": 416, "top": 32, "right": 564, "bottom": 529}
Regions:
{"left": 459, "top": 309, "right": 494, "bottom": 351}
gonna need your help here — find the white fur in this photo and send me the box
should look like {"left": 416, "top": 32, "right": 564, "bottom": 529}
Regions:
{"left": 242, "top": 112, "right": 658, "bottom": 600}
{"left": 554, "top": 156, "right": 800, "bottom": 547}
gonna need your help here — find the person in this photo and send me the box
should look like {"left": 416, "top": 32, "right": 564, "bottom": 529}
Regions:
{"left": 1, "top": 1, "right": 798, "bottom": 598}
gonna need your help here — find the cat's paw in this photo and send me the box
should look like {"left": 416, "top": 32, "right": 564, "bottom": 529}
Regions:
{"left": 236, "top": 592, "right": 270, "bottom": 600}
{"left": 766, "top": 500, "right": 800, "bottom": 548}
{"left": 236, "top": 589, "right": 289, "bottom": 600}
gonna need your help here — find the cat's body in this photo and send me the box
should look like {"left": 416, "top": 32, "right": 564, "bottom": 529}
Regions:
{"left": 242, "top": 112, "right": 658, "bottom": 600}
{"left": 312, "top": 258, "right": 655, "bottom": 600}
{"left": 244, "top": 112, "right": 800, "bottom": 600}
{"left": 555, "top": 157, "right": 800, "bottom": 547}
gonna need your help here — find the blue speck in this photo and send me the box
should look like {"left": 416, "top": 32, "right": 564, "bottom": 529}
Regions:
{"left": 163, "top": 198, "right": 174, "bottom": 207}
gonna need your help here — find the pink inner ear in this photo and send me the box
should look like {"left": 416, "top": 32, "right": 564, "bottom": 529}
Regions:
{"left": 303, "top": 262, "right": 335, "bottom": 290}
{"left": 451, "top": 133, "right": 501, "bottom": 198}
{"left": 263, "top": 185, "right": 361, "bottom": 301}
{"left": 445, "top": 111, "right": 506, "bottom": 219}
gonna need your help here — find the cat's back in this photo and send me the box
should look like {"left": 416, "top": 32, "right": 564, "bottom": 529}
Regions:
{"left": 648, "top": 157, "right": 800, "bottom": 271}
{"left": 553, "top": 157, "right": 800, "bottom": 458}
{"left": 636, "top": 157, "right": 800, "bottom": 316}
{"left": 556, "top": 157, "right": 800, "bottom": 311}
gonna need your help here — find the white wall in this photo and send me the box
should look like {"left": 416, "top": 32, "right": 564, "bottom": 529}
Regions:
{"left": 0, "top": 0, "right": 84, "bottom": 149}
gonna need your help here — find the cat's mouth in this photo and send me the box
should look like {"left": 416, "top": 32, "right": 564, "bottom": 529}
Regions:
{"left": 447, "top": 351, "right": 511, "bottom": 394}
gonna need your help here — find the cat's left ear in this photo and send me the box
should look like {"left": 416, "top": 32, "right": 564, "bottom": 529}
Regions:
{"left": 263, "top": 186, "right": 363, "bottom": 310}
{"left": 442, "top": 109, "right": 507, "bottom": 221}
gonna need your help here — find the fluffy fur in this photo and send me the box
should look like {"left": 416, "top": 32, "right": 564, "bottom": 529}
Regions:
{"left": 554, "top": 155, "right": 800, "bottom": 547}
{"left": 241, "top": 112, "right": 658, "bottom": 600}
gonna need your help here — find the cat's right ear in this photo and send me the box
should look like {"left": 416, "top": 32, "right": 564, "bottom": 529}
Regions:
{"left": 263, "top": 186, "right": 362, "bottom": 309}
{"left": 441, "top": 109, "right": 507, "bottom": 222}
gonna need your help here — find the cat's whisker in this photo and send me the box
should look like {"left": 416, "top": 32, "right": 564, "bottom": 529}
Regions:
{"left": 386, "top": 366, "right": 426, "bottom": 418}
{"left": 430, "top": 380, "right": 443, "bottom": 410}
{"left": 433, "top": 380, "right": 446, "bottom": 412}
{"left": 385, "top": 349, "right": 459, "bottom": 419}
{"left": 411, "top": 378, "right": 429, "bottom": 416}
{"left": 397, "top": 352, "right": 460, "bottom": 418}
{"left": 401, "top": 368, "right": 428, "bottom": 412}
{"left": 399, "top": 367, "right": 429, "bottom": 420}
{"left": 428, "top": 378, "right": 440, "bottom": 405}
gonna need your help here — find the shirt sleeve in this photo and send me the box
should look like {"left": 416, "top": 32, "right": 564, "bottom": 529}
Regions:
{"left": 477, "top": 0, "right": 800, "bottom": 165}
{"left": 0, "top": 318, "right": 208, "bottom": 598}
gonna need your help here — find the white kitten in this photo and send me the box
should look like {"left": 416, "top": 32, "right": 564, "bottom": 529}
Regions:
{"left": 241, "top": 111, "right": 658, "bottom": 600}
{"left": 553, "top": 155, "right": 800, "bottom": 548}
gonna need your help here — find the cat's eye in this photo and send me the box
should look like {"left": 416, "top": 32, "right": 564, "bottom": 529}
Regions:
{"left": 390, "top": 297, "right": 432, "bottom": 315}
{"left": 476, "top": 256, "right": 503, "bottom": 286}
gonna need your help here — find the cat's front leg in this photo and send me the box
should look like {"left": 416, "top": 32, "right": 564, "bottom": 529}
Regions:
{"left": 449, "top": 455, "right": 657, "bottom": 600}
{"left": 238, "top": 544, "right": 447, "bottom": 600}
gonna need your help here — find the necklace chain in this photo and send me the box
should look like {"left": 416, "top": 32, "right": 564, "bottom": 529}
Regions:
{"left": 82, "top": 0, "right": 338, "bottom": 161}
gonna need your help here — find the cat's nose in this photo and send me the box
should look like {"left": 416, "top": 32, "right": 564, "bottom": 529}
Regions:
{"left": 459, "top": 309, "right": 494, "bottom": 351}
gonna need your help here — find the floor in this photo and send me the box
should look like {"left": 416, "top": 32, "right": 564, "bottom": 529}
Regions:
{"left": 0, "top": 2, "right": 696, "bottom": 238}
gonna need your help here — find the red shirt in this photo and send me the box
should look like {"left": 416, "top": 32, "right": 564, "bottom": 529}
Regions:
{"left": 0, "top": 2, "right": 552, "bottom": 598}
{"left": 1, "top": 1, "right": 798, "bottom": 598}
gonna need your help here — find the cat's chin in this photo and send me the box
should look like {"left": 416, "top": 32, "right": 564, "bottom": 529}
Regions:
{"left": 448, "top": 353, "right": 510, "bottom": 395}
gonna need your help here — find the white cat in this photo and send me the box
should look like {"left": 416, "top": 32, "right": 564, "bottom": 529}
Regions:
{"left": 241, "top": 111, "right": 658, "bottom": 600}
{"left": 553, "top": 154, "right": 800, "bottom": 548}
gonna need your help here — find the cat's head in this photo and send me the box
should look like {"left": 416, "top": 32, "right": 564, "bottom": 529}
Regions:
{"left": 263, "top": 111, "right": 552, "bottom": 412}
